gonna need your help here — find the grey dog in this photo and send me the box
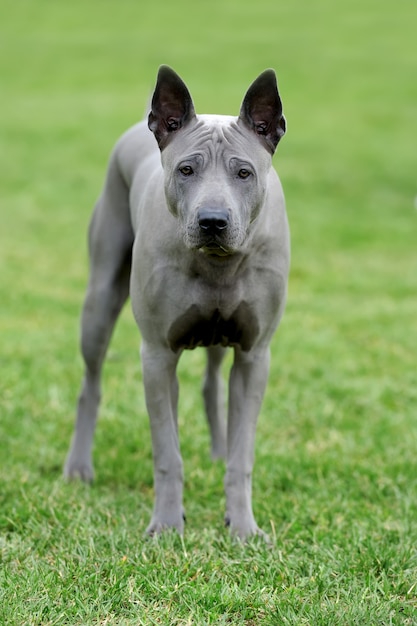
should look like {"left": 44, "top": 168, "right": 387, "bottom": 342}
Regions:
{"left": 64, "top": 66, "right": 290, "bottom": 539}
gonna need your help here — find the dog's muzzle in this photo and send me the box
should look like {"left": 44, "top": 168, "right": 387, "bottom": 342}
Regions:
{"left": 196, "top": 207, "right": 232, "bottom": 256}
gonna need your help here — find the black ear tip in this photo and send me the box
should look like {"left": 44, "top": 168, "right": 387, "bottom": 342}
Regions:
{"left": 157, "top": 65, "right": 177, "bottom": 81}
{"left": 245, "top": 69, "right": 279, "bottom": 98}
{"left": 257, "top": 69, "right": 277, "bottom": 87}
{"left": 155, "top": 66, "right": 191, "bottom": 95}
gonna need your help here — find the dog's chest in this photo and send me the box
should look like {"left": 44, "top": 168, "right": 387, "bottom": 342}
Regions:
{"left": 167, "top": 302, "right": 259, "bottom": 352}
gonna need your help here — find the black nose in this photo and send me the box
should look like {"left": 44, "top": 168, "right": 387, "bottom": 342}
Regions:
{"left": 198, "top": 208, "right": 229, "bottom": 235}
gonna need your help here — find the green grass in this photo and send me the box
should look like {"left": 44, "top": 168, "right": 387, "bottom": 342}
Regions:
{"left": 1, "top": 0, "right": 417, "bottom": 623}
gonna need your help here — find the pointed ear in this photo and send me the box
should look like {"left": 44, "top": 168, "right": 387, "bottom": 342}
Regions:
{"left": 238, "top": 69, "right": 286, "bottom": 153}
{"left": 148, "top": 66, "right": 196, "bottom": 149}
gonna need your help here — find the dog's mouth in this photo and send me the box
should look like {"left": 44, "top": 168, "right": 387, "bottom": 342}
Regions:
{"left": 198, "top": 241, "right": 233, "bottom": 257}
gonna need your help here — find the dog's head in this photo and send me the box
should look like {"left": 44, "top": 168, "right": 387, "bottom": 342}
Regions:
{"left": 148, "top": 66, "right": 286, "bottom": 257}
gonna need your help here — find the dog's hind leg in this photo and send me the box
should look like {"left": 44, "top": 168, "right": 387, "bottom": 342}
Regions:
{"left": 65, "top": 156, "right": 134, "bottom": 482}
{"left": 203, "top": 346, "right": 227, "bottom": 460}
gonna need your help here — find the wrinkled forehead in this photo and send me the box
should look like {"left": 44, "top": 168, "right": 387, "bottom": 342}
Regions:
{"left": 162, "top": 114, "right": 270, "bottom": 166}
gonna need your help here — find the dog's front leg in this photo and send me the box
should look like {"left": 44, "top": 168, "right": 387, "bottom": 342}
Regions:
{"left": 225, "top": 346, "right": 271, "bottom": 540}
{"left": 141, "top": 342, "right": 184, "bottom": 535}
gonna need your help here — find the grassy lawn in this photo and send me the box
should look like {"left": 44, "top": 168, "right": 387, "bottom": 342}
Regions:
{"left": 1, "top": 0, "right": 416, "bottom": 623}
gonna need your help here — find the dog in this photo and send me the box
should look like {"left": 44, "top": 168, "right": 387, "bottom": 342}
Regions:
{"left": 64, "top": 66, "right": 290, "bottom": 539}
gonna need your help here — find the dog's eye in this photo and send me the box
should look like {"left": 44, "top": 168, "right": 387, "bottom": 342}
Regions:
{"left": 238, "top": 169, "right": 251, "bottom": 179}
{"left": 179, "top": 166, "right": 194, "bottom": 176}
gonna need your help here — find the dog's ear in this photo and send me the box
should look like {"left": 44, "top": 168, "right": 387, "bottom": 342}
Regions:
{"left": 238, "top": 69, "right": 286, "bottom": 154}
{"left": 148, "top": 66, "right": 196, "bottom": 149}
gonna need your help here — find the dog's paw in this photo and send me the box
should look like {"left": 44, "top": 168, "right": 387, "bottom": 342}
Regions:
{"left": 64, "top": 458, "right": 94, "bottom": 483}
{"left": 145, "top": 509, "right": 186, "bottom": 536}
{"left": 225, "top": 515, "right": 270, "bottom": 543}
